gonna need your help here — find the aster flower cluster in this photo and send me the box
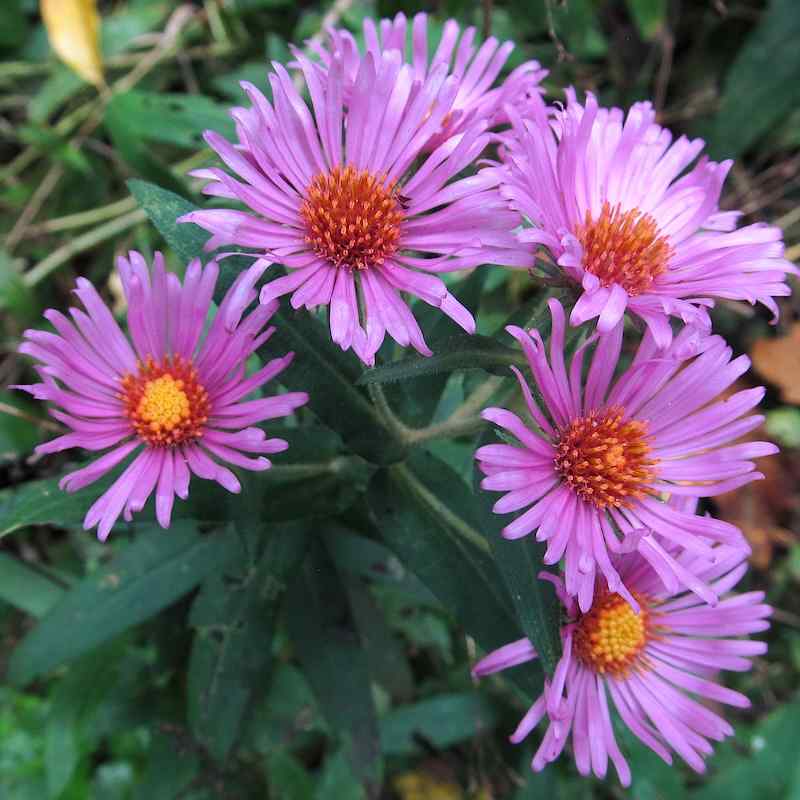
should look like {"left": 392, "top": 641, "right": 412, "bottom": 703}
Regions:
{"left": 12, "top": 8, "right": 794, "bottom": 791}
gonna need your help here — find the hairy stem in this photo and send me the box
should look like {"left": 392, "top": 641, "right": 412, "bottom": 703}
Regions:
{"left": 405, "top": 375, "right": 506, "bottom": 445}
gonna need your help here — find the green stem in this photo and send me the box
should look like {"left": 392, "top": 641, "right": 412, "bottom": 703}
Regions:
{"left": 391, "top": 462, "right": 491, "bottom": 554}
{"left": 405, "top": 375, "right": 506, "bottom": 445}
{"left": 23, "top": 209, "right": 147, "bottom": 288}
{"left": 23, "top": 197, "right": 138, "bottom": 235}
{"left": 266, "top": 456, "right": 355, "bottom": 481}
{"left": 366, "top": 381, "right": 413, "bottom": 441}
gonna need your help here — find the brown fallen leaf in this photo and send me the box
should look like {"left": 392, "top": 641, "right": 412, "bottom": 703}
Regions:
{"left": 40, "top": 0, "right": 104, "bottom": 88}
{"left": 751, "top": 323, "right": 800, "bottom": 405}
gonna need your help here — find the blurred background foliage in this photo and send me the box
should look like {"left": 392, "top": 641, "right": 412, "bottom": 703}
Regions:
{"left": 1, "top": 0, "right": 799, "bottom": 798}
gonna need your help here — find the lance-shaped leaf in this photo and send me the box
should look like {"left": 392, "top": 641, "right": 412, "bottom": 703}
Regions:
{"left": 107, "top": 91, "right": 235, "bottom": 149}
{"left": 0, "top": 472, "right": 114, "bottom": 538}
{"left": 286, "top": 542, "right": 383, "bottom": 797}
{"left": 187, "top": 522, "right": 310, "bottom": 762}
{"left": 708, "top": 0, "right": 800, "bottom": 158}
{"left": 367, "top": 449, "right": 542, "bottom": 695}
{"left": 0, "top": 553, "right": 65, "bottom": 617}
{"left": 7, "top": 521, "right": 241, "bottom": 685}
{"left": 473, "top": 428, "right": 562, "bottom": 676}
{"left": 379, "top": 692, "right": 502, "bottom": 756}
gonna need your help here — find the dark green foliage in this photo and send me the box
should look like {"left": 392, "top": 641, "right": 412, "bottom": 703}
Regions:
{"left": 0, "top": 1, "right": 796, "bottom": 798}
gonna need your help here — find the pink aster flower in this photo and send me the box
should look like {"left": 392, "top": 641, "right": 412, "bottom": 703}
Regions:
{"left": 179, "top": 51, "right": 529, "bottom": 366}
{"left": 302, "top": 12, "right": 547, "bottom": 150}
{"left": 498, "top": 90, "right": 797, "bottom": 347}
{"left": 14, "top": 252, "right": 308, "bottom": 540}
{"left": 475, "top": 298, "right": 777, "bottom": 610}
{"left": 473, "top": 541, "right": 771, "bottom": 786}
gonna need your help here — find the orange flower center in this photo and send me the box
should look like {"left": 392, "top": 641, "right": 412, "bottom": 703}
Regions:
{"left": 300, "top": 165, "right": 404, "bottom": 271}
{"left": 574, "top": 591, "right": 651, "bottom": 676}
{"left": 554, "top": 406, "right": 657, "bottom": 509}
{"left": 121, "top": 356, "right": 210, "bottom": 447}
{"left": 575, "top": 202, "right": 672, "bottom": 296}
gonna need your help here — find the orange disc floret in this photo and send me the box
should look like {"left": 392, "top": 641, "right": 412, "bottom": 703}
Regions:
{"left": 573, "top": 590, "right": 651, "bottom": 676}
{"left": 554, "top": 405, "right": 658, "bottom": 509}
{"left": 576, "top": 201, "right": 672, "bottom": 296}
{"left": 300, "top": 165, "right": 404, "bottom": 271}
{"left": 121, "top": 355, "right": 210, "bottom": 447}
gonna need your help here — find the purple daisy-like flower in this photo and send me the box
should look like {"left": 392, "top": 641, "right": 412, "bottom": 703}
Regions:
{"left": 473, "top": 540, "right": 771, "bottom": 786}
{"left": 14, "top": 252, "right": 308, "bottom": 540}
{"left": 179, "top": 50, "right": 529, "bottom": 366}
{"left": 475, "top": 298, "right": 777, "bottom": 610}
{"left": 302, "top": 12, "right": 547, "bottom": 150}
{"left": 497, "top": 89, "right": 797, "bottom": 347}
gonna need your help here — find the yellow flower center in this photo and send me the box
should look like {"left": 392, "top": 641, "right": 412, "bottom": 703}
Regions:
{"left": 300, "top": 165, "right": 404, "bottom": 271}
{"left": 554, "top": 405, "right": 657, "bottom": 509}
{"left": 573, "top": 591, "right": 650, "bottom": 676}
{"left": 137, "top": 375, "right": 191, "bottom": 432}
{"left": 576, "top": 201, "right": 672, "bottom": 296}
{"left": 121, "top": 356, "right": 210, "bottom": 447}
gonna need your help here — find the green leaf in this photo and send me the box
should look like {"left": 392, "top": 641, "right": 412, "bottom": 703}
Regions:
{"left": 29, "top": 69, "right": 84, "bottom": 124}
{"left": 187, "top": 523, "right": 310, "bottom": 762}
{"left": 693, "top": 696, "right": 800, "bottom": 800}
{"left": 0, "top": 473, "right": 114, "bottom": 538}
{"left": 245, "top": 663, "right": 324, "bottom": 755}
{"left": 131, "top": 732, "right": 201, "bottom": 800}
{"left": 358, "top": 332, "right": 522, "bottom": 386}
{"left": 127, "top": 179, "right": 208, "bottom": 265}
{"left": 104, "top": 91, "right": 235, "bottom": 149}
{"left": 472, "top": 429, "right": 562, "bottom": 676}
{"left": 367, "top": 450, "right": 542, "bottom": 694}
{"left": 316, "top": 751, "right": 365, "bottom": 800}
{"left": 130, "top": 180, "right": 407, "bottom": 465}
{"left": 620, "top": 729, "right": 687, "bottom": 800}
{"left": 240, "top": 456, "right": 373, "bottom": 523}
{"left": 286, "top": 543, "right": 382, "bottom": 794}
{"left": 105, "top": 96, "right": 187, "bottom": 197}
{"left": 266, "top": 751, "right": 315, "bottom": 800}
{"left": 342, "top": 577, "right": 415, "bottom": 701}
{"left": 708, "top": 0, "right": 800, "bottom": 157}
{"left": 765, "top": 407, "right": 800, "bottom": 448}
{"left": 0, "top": 391, "right": 41, "bottom": 459}
{"left": 324, "top": 527, "right": 439, "bottom": 606}
{"left": 212, "top": 62, "right": 274, "bottom": 102}
{"left": 388, "top": 267, "right": 490, "bottom": 427}
{"left": 0, "top": 0, "right": 27, "bottom": 48}
{"left": 0, "top": 248, "right": 38, "bottom": 323}
{"left": 379, "top": 693, "right": 501, "bottom": 756}
{"left": 254, "top": 303, "right": 406, "bottom": 464}
{"left": 7, "top": 522, "right": 241, "bottom": 684}
{"left": 0, "top": 554, "right": 64, "bottom": 618}
{"left": 45, "top": 642, "right": 126, "bottom": 799}
{"left": 625, "top": 0, "right": 666, "bottom": 40}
